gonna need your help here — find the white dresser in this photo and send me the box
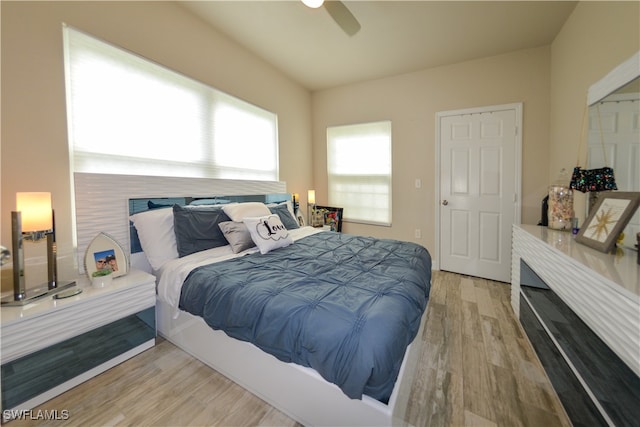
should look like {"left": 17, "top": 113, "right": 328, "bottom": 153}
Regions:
{"left": 511, "top": 224, "right": 639, "bottom": 426}
{"left": 511, "top": 224, "right": 639, "bottom": 374}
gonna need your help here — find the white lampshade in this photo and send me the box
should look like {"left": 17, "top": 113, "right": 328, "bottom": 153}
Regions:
{"left": 307, "top": 190, "right": 316, "bottom": 205}
{"left": 17, "top": 192, "right": 53, "bottom": 232}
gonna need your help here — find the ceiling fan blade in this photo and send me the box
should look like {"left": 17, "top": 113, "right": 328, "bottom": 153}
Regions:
{"left": 324, "top": 1, "right": 361, "bottom": 36}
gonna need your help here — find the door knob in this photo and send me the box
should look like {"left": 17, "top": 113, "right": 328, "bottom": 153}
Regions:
{"left": 442, "top": 200, "right": 448, "bottom": 206}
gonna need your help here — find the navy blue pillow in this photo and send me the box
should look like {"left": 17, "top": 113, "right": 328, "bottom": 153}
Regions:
{"left": 173, "top": 204, "right": 231, "bottom": 257}
{"left": 148, "top": 200, "right": 172, "bottom": 210}
{"left": 269, "top": 204, "right": 299, "bottom": 230}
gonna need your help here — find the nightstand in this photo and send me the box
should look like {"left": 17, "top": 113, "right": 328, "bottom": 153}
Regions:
{"left": 1, "top": 269, "right": 156, "bottom": 418}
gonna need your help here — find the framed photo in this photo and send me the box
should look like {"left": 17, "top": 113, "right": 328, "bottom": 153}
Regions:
{"left": 575, "top": 191, "right": 640, "bottom": 253}
{"left": 295, "top": 209, "right": 306, "bottom": 227}
{"left": 315, "top": 206, "right": 344, "bottom": 232}
{"left": 84, "top": 232, "right": 129, "bottom": 278}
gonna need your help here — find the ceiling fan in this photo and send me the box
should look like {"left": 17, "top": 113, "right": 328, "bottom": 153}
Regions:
{"left": 302, "top": 0, "right": 361, "bottom": 36}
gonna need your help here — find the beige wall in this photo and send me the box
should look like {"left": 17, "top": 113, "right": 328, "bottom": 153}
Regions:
{"left": 311, "top": 46, "right": 552, "bottom": 254}
{"left": 1, "top": 1, "right": 313, "bottom": 285}
{"left": 549, "top": 1, "right": 640, "bottom": 224}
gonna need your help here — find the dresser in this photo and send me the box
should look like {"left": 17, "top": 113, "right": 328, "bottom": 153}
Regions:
{"left": 511, "top": 224, "right": 639, "bottom": 426}
{"left": 1, "top": 269, "right": 156, "bottom": 420}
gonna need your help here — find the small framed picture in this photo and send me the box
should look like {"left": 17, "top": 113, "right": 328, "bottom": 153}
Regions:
{"left": 575, "top": 191, "right": 640, "bottom": 253}
{"left": 84, "top": 232, "right": 128, "bottom": 278}
{"left": 295, "top": 209, "right": 306, "bottom": 227}
{"left": 315, "top": 206, "right": 344, "bottom": 232}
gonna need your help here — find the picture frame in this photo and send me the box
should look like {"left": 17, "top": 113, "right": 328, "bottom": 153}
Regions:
{"left": 575, "top": 191, "right": 640, "bottom": 253}
{"left": 84, "top": 232, "right": 129, "bottom": 278}
{"left": 315, "top": 206, "right": 344, "bottom": 232}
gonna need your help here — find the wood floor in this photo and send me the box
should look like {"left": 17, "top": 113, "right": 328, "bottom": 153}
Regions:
{"left": 8, "top": 271, "right": 571, "bottom": 427}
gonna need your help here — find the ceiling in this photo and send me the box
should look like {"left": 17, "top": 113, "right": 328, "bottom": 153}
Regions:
{"left": 179, "top": 1, "right": 577, "bottom": 91}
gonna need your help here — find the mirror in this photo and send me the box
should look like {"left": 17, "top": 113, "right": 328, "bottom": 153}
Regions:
{"left": 587, "top": 51, "right": 640, "bottom": 249}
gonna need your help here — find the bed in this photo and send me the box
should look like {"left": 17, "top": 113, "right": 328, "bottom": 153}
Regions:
{"left": 127, "top": 194, "right": 432, "bottom": 426}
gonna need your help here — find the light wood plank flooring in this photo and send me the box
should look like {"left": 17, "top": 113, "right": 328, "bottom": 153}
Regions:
{"left": 7, "top": 271, "right": 571, "bottom": 427}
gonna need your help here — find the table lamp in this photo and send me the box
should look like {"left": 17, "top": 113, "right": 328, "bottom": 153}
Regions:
{"left": 307, "top": 190, "right": 317, "bottom": 226}
{"left": 2, "top": 192, "right": 75, "bottom": 305}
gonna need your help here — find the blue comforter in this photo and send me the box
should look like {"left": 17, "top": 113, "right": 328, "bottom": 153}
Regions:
{"left": 179, "top": 232, "right": 431, "bottom": 402}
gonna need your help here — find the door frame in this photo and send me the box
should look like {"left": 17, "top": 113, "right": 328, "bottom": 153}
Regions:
{"left": 434, "top": 102, "right": 523, "bottom": 273}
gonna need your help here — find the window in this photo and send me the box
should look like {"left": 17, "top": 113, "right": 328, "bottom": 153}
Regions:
{"left": 327, "top": 121, "right": 392, "bottom": 225}
{"left": 63, "top": 26, "right": 278, "bottom": 181}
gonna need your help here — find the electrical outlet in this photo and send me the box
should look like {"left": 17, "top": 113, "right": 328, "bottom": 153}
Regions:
{"left": 414, "top": 229, "right": 421, "bottom": 239}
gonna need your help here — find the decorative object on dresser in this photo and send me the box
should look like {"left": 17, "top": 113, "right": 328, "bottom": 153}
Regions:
{"left": 547, "top": 169, "right": 574, "bottom": 231}
{"left": 84, "top": 232, "right": 129, "bottom": 278}
{"left": 91, "top": 268, "right": 113, "bottom": 287}
{"left": 53, "top": 287, "right": 83, "bottom": 299}
{"left": 575, "top": 191, "right": 640, "bottom": 253}
{"left": 2, "top": 192, "right": 75, "bottom": 306}
{"left": 569, "top": 165, "right": 618, "bottom": 193}
{"left": 570, "top": 103, "right": 618, "bottom": 194}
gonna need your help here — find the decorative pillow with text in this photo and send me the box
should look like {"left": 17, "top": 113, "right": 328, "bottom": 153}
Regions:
{"left": 243, "top": 214, "right": 293, "bottom": 254}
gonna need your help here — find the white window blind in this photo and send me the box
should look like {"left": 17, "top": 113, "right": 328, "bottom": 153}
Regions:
{"left": 327, "top": 121, "right": 392, "bottom": 225}
{"left": 63, "top": 26, "right": 278, "bottom": 180}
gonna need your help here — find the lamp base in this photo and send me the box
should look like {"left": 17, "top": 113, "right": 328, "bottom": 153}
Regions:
{"left": 1, "top": 280, "right": 77, "bottom": 306}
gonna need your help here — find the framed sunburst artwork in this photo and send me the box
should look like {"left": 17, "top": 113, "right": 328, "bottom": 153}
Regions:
{"left": 576, "top": 191, "right": 640, "bottom": 253}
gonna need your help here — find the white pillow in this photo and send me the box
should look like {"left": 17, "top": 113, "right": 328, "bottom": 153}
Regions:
{"left": 129, "top": 208, "right": 178, "bottom": 271}
{"left": 222, "top": 202, "right": 271, "bottom": 222}
{"left": 243, "top": 214, "right": 293, "bottom": 254}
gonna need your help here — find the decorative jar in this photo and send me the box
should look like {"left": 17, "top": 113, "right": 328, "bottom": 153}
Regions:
{"left": 548, "top": 184, "right": 574, "bottom": 231}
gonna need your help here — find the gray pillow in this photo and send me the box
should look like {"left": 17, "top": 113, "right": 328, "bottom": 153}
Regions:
{"left": 268, "top": 204, "right": 299, "bottom": 230}
{"left": 218, "top": 221, "right": 256, "bottom": 253}
{"left": 173, "top": 204, "right": 230, "bottom": 257}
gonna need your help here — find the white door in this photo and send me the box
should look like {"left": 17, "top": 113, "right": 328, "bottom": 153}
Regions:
{"left": 437, "top": 104, "right": 520, "bottom": 283}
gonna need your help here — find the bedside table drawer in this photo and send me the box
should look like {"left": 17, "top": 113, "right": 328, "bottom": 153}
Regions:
{"left": 1, "top": 283, "right": 154, "bottom": 363}
{"left": 1, "top": 306, "right": 155, "bottom": 412}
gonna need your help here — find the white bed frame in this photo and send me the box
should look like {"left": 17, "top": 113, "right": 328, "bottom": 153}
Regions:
{"left": 157, "top": 298, "right": 426, "bottom": 427}
{"left": 74, "top": 172, "right": 427, "bottom": 427}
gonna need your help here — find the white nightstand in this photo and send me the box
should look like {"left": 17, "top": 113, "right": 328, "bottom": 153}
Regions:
{"left": 1, "top": 269, "right": 156, "bottom": 418}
